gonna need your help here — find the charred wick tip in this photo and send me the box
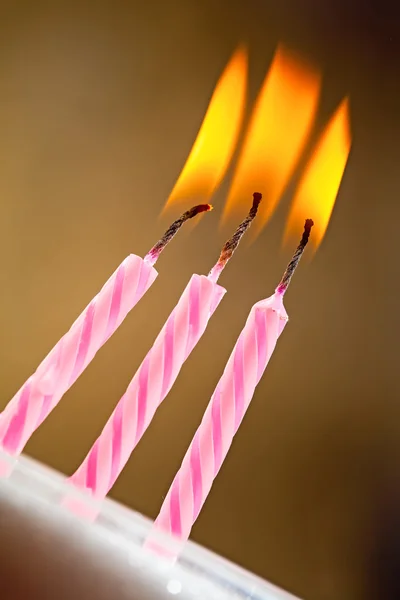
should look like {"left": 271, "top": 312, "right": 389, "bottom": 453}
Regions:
{"left": 299, "top": 218, "right": 314, "bottom": 248}
{"left": 247, "top": 192, "right": 262, "bottom": 220}
{"left": 303, "top": 218, "right": 314, "bottom": 237}
{"left": 208, "top": 193, "right": 263, "bottom": 283}
{"left": 187, "top": 203, "right": 213, "bottom": 218}
{"left": 252, "top": 192, "right": 262, "bottom": 207}
{"left": 305, "top": 218, "right": 314, "bottom": 229}
{"left": 144, "top": 203, "right": 212, "bottom": 266}
{"left": 277, "top": 218, "right": 314, "bottom": 294}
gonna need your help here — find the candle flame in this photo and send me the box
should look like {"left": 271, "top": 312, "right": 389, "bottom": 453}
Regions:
{"left": 222, "top": 46, "right": 321, "bottom": 238}
{"left": 284, "top": 97, "right": 352, "bottom": 250}
{"left": 161, "top": 44, "right": 351, "bottom": 250}
{"left": 163, "top": 46, "right": 247, "bottom": 212}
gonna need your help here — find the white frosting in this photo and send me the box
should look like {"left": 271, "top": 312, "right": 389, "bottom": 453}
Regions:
{"left": 0, "top": 452, "right": 299, "bottom": 600}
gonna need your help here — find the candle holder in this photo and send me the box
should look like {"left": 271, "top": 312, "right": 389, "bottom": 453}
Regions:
{"left": 0, "top": 451, "right": 299, "bottom": 600}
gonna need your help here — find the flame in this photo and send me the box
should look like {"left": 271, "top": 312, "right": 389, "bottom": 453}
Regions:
{"left": 284, "top": 97, "right": 352, "bottom": 250}
{"left": 222, "top": 46, "right": 321, "bottom": 237}
{"left": 163, "top": 47, "right": 247, "bottom": 212}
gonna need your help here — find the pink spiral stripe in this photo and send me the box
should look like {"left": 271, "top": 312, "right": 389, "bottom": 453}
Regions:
{"left": 0, "top": 254, "right": 157, "bottom": 456}
{"left": 69, "top": 274, "right": 226, "bottom": 499}
{"left": 152, "top": 291, "right": 288, "bottom": 543}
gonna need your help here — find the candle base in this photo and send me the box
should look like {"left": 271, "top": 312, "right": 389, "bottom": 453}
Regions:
{"left": 0, "top": 451, "right": 299, "bottom": 600}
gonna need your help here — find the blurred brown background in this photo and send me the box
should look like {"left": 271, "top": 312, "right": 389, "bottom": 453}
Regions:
{"left": 0, "top": 1, "right": 398, "bottom": 599}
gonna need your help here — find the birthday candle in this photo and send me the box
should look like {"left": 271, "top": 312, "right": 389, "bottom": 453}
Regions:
{"left": 0, "top": 205, "right": 210, "bottom": 456}
{"left": 69, "top": 193, "right": 262, "bottom": 499}
{"left": 151, "top": 220, "right": 313, "bottom": 543}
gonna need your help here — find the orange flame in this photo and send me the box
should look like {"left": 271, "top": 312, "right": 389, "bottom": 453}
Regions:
{"left": 222, "top": 46, "right": 321, "bottom": 237}
{"left": 163, "top": 47, "right": 247, "bottom": 212}
{"left": 284, "top": 98, "right": 352, "bottom": 250}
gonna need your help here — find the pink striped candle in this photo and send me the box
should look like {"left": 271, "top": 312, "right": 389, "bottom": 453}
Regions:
{"left": 0, "top": 205, "right": 211, "bottom": 456}
{"left": 151, "top": 219, "right": 313, "bottom": 544}
{"left": 69, "top": 193, "right": 263, "bottom": 499}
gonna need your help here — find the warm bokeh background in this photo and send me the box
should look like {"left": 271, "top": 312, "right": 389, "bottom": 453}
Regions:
{"left": 0, "top": 1, "right": 398, "bottom": 599}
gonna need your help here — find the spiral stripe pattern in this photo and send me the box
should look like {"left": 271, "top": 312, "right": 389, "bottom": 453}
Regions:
{"left": 152, "top": 292, "right": 288, "bottom": 542}
{"left": 69, "top": 274, "right": 226, "bottom": 499}
{"left": 0, "top": 254, "right": 157, "bottom": 455}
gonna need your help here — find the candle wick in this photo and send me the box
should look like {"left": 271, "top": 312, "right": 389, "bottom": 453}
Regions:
{"left": 144, "top": 204, "right": 213, "bottom": 266}
{"left": 208, "top": 192, "right": 262, "bottom": 283}
{"left": 276, "top": 219, "right": 314, "bottom": 295}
